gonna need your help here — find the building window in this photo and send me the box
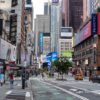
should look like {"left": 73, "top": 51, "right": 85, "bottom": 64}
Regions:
{"left": 26, "top": 0, "right": 31, "bottom": 4}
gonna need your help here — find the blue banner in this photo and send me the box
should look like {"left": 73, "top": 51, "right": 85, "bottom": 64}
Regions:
{"left": 91, "top": 13, "right": 97, "bottom": 35}
{"left": 39, "top": 33, "right": 43, "bottom": 53}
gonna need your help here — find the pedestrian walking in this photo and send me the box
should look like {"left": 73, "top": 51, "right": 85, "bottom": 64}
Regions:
{"left": 41, "top": 72, "right": 44, "bottom": 79}
{"left": 9, "top": 72, "right": 14, "bottom": 89}
{"left": 0, "top": 73, "right": 4, "bottom": 86}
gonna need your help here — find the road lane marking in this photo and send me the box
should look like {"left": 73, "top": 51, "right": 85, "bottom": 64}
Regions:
{"left": 39, "top": 81, "right": 89, "bottom": 100}
{"left": 70, "top": 89, "right": 77, "bottom": 92}
{"left": 26, "top": 92, "right": 31, "bottom": 97}
{"left": 6, "top": 91, "right": 12, "bottom": 95}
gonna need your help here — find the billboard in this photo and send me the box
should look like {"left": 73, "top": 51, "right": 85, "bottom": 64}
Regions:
{"left": 98, "top": 13, "right": 100, "bottom": 35}
{"left": 61, "top": 51, "right": 72, "bottom": 58}
{"left": 39, "top": 33, "right": 43, "bottom": 53}
{"left": 61, "top": 27, "right": 73, "bottom": 37}
{"left": 46, "top": 52, "right": 58, "bottom": 61}
{"left": 80, "top": 21, "right": 91, "bottom": 41}
{"left": 52, "top": 0, "right": 59, "bottom": 3}
{"left": 0, "top": 0, "right": 11, "bottom": 11}
{"left": 0, "top": 39, "right": 16, "bottom": 61}
{"left": 91, "top": 13, "right": 97, "bottom": 35}
{"left": 74, "top": 21, "right": 91, "bottom": 46}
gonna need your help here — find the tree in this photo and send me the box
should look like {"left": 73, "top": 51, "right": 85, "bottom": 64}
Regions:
{"left": 53, "top": 58, "right": 72, "bottom": 80}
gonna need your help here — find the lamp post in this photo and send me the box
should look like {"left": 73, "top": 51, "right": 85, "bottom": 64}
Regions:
{"left": 21, "top": 60, "right": 27, "bottom": 89}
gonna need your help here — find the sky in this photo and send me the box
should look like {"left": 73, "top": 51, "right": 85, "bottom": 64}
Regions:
{"left": 32, "top": 0, "right": 50, "bottom": 18}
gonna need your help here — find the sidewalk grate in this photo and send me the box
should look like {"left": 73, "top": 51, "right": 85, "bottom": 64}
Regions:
{"left": 4, "top": 92, "right": 25, "bottom": 100}
{"left": 5, "top": 95, "right": 25, "bottom": 100}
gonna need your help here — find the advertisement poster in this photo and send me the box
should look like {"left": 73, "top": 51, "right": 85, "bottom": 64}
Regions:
{"left": 0, "top": 39, "right": 16, "bottom": 61}
{"left": 39, "top": 33, "right": 43, "bottom": 53}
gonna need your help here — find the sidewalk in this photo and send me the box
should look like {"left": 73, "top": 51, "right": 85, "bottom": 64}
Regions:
{"left": 0, "top": 77, "right": 33, "bottom": 100}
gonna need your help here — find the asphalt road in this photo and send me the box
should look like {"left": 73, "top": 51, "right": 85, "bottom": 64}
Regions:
{"left": 43, "top": 78, "right": 100, "bottom": 100}
{"left": 30, "top": 78, "right": 88, "bottom": 100}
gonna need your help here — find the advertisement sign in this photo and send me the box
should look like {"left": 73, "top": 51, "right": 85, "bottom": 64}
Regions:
{"left": 0, "top": 39, "right": 16, "bottom": 61}
{"left": 61, "top": 51, "right": 72, "bottom": 58}
{"left": 0, "top": 0, "right": 11, "bottom": 11}
{"left": 61, "top": 27, "right": 73, "bottom": 37}
{"left": 81, "top": 22, "right": 91, "bottom": 41}
{"left": 52, "top": 0, "right": 59, "bottom": 3}
{"left": 39, "top": 33, "right": 43, "bottom": 53}
{"left": 74, "top": 21, "right": 91, "bottom": 46}
{"left": 91, "top": 14, "right": 97, "bottom": 35}
{"left": 98, "top": 13, "right": 100, "bottom": 35}
{"left": 46, "top": 52, "right": 58, "bottom": 61}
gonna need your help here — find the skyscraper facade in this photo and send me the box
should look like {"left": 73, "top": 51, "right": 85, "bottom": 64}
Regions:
{"left": 62, "top": 0, "right": 70, "bottom": 27}
{"left": 51, "top": 1, "right": 61, "bottom": 52}
{"left": 25, "top": 0, "right": 33, "bottom": 65}
{"left": 62, "top": 0, "right": 83, "bottom": 32}
{"left": 69, "top": 0, "right": 83, "bottom": 32}
{"left": 34, "top": 15, "right": 50, "bottom": 56}
{"left": 44, "top": 2, "right": 51, "bottom": 15}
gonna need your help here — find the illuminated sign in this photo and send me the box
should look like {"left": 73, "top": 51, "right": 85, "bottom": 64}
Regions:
{"left": 61, "top": 27, "right": 73, "bottom": 37}
{"left": 91, "top": 13, "right": 97, "bottom": 35}
{"left": 39, "top": 33, "right": 43, "bottom": 53}
{"left": 80, "top": 21, "right": 91, "bottom": 41}
{"left": 52, "top": 0, "right": 59, "bottom": 3}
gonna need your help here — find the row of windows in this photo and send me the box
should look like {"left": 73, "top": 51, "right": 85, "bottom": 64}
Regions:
{"left": 74, "top": 49, "right": 93, "bottom": 58}
{"left": 74, "top": 37, "right": 97, "bottom": 51}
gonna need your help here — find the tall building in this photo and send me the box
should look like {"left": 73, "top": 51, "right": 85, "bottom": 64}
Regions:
{"left": 62, "top": 0, "right": 70, "bottom": 27}
{"left": 0, "top": 0, "right": 18, "bottom": 73}
{"left": 34, "top": 15, "right": 50, "bottom": 57}
{"left": 51, "top": 1, "right": 61, "bottom": 52}
{"left": 69, "top": 0, "right": 83, "bottom": 32}
{"left": 62, "top": 0, "right": 83, "bottom": 32}
{"left": 59, "top": 27, "right": 73, "bottom": 58}
{"left": 44, "top": 2, "right": 51, "bottom": 15}
{"left": 14, "top": 0, "right": 26, "bottom": 64}
{"left": 25, "top": 0, "right": 33, "bottom": 65}
{"left": 83, "top": 0, "right": 91, "bottom": 21}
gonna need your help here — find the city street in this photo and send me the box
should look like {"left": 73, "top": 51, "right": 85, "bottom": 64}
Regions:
{"left": 30, "top": 75, "right": 100, "bottom": 100}
{"left": 30, "top": 78, "right": 82, "bottom": 100}
{"left": 0, "top": 75, "right": 100, "bottom": 100}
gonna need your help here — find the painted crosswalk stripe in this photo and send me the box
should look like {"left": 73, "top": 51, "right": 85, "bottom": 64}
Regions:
{"left": 6, "top": 91, "right": 12, "bottom": 95}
